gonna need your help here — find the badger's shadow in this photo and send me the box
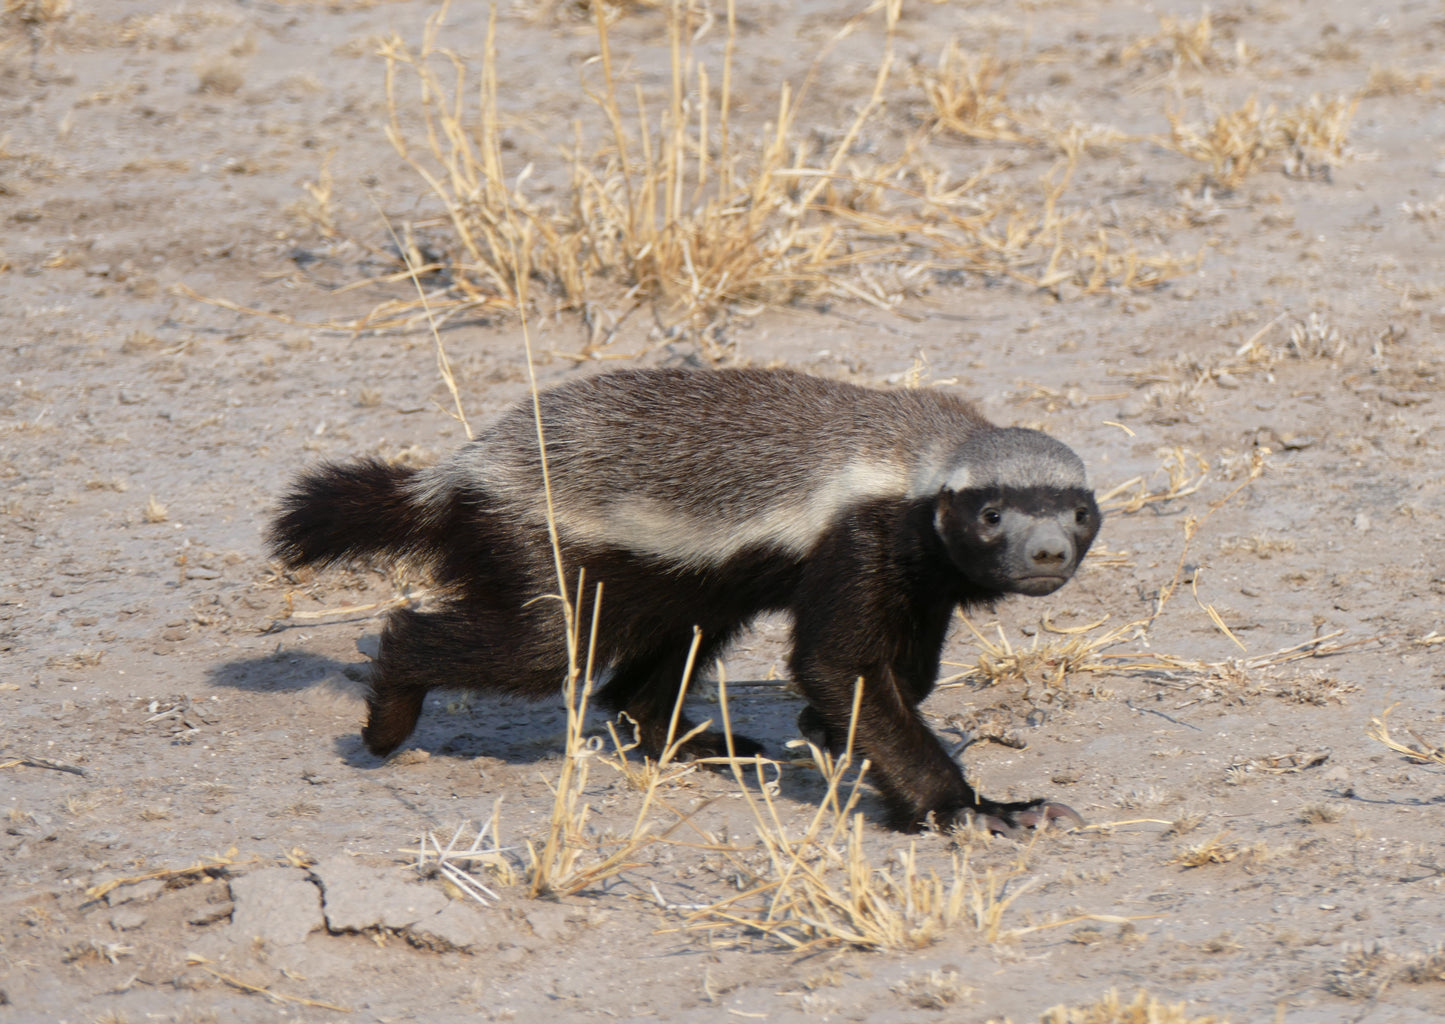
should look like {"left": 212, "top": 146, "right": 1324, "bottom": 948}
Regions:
{"left": 205, "top": 647, "right": 811, "bottom": 782}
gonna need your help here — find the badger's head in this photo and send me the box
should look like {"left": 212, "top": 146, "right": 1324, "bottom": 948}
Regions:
{"left": 933, "top": 428, "right": 1100, "bottom": 597}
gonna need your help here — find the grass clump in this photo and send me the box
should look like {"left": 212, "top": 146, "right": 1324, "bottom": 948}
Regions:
{"left": 1036, "top": 988, "right": 1231, "bottom": 1024}
{"left": 1327, "top": 944, "right": 1445, "bottom": 998}
{"left": 367, "top": 0, "right": 1195, "bottom": 354}
{"left": 378, "top": 0, "right": 924, "bottom": 349}
{"left": 1164, "top": 93, "right": 1358, "bottom": 189}
{"left": 1121, "top": 10, "right": 1245, "bottom": 75}
{"left": 917, "top": 41, "right": 1028, "bottom": 143}
{"left": 676, "top": 678, "right": 1050, "bottom": 952}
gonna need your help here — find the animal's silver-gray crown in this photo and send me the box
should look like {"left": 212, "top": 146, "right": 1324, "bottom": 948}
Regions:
{"left": 942, "top": 427, "right": 1089, "bottom": 492}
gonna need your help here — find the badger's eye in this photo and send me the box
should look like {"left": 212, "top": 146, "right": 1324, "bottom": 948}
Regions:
{"left": 1075, "top": 507, "right": 1092, "bottom": 525}
{"left": 981, "top": 508, "right": 1002, "bottom": 526}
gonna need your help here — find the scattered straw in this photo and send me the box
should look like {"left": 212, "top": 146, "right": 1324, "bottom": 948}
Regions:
{"left": 0, "top": 752, "right": 87, "bottom": 776}
{"left": 1367, "top": 703, "right": 1445, "bottom": 768}
{"left": 87, "top": 849, "right": 257, "bottom": 901}
{"left": 187, "top": 957, "right": 352, "bottom": 1013}
{"left": 1097, "top": 448, "right": 1209, "bottom": 515}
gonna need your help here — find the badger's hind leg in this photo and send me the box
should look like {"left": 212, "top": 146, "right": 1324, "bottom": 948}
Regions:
{"left": 597, "top": 631, "right": 764, "bottom": 763}
{"left": 363, "top": 599, "right": 568, "bottom": 757}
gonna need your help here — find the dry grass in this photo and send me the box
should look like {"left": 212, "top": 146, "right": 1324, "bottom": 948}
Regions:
{"left": 917, "top": 41, "right": 1028, "bottom": 143}
{"left": 186, "top": 955, "right": 352, "bottom": 1013}
{"left": 1120, "top": 9, "right": 1249, "bottom": 76}
{"left": 377, "top": 0, "right": 929, "bottom": 349}
{"left": 676, "top": 677, "right": 1045, "bottom": 951}
{"left": 1164, "top": 93, "right": 1358, "bottom": 189}
{"left": 1362, "top": 65, "right": 1434, "bottom": 97}
{"left": 142, "top": 494, "right": 169, "bottom": 523}
{"left": 522, "top": 577, "right": 728, "bottom": 897}
{"left": 895, "top": 967, "right": 973, "bottom": 1009}
{"left": 86, "top": 849, "right": 256, "bottom": 902}
{"left": 1327, "top": 944, "right": 1445, "bottom": 998}
{"left": 3, "top": 0, "right": 69, "bottom": 29}
{"left": 1035, "top": 988, "right": 1231, "bottom": 1024}
{"left": 1096, "top": 447, "right": 1210, "bottom": 515}
{"left": 1367, "top": 703, "right": 1445, "bottom": 768}
{"left": 942, "top": 612, "right": 1142, "bottom": 693}
{"left": 349, "top": 0, "right": 1195, "bottom": 355}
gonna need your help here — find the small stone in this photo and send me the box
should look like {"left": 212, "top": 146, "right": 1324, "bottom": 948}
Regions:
{"left": 185, "top": 568, "right": 221, "bottom": 580}
{"left": 407, "top": 902, "right": 491, "bottom": 953}
{"left": 523, "top": 904, "right": 574, "bottom": 943}
{"left": 310, "top": 855, "right": 448, "bottom": 933}
{"left": 1118, "top": 396, "right": 1150, "bottom": 419}
{"left": 106, "top": 878, "right": 165, "bottom": 907}
{"left": 110, "top": 909, "right": 147, "bottom": 931}
{"left": 188, "top": 901, "right": 235, "bottom": 927}
{"left": 228, "top": 867, "right": 324, "bottom": 946}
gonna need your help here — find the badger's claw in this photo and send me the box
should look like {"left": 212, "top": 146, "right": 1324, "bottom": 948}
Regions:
{"left": 958, "top": 799, "right": 1084, "bottom": 838}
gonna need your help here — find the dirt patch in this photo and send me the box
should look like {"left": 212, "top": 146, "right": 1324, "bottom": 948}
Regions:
{"left": 3, "top": 1, "right": 1444, "bottom": 1021}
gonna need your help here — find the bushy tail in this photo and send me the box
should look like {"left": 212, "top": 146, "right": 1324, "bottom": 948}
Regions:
{"left": 268, "top": 458, "right": 440, "bottom": 570}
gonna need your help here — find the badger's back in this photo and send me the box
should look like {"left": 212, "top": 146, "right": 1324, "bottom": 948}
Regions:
{"left": 423, "top": 369, "right": 994, "bottom": 568}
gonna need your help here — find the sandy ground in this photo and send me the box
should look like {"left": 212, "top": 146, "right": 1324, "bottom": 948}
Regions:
{"left": 3, "top": 1, "right": 1445, "bottom": 1021}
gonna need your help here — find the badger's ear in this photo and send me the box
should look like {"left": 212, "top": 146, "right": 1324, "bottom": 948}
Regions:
{"left": 932, "top": 488, "right": 955, "bottom": 538}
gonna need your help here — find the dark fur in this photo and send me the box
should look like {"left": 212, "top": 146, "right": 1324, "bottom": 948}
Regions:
{"left": 268, "top": 368, "right": 1100, "bottom": 832}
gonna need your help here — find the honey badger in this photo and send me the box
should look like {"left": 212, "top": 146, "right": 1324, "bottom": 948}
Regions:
{"left": 269, "top": 367, "right": 1100, "bottom": 834}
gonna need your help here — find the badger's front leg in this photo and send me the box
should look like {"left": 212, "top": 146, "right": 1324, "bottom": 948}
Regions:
{"left": 789, "top": 503, "right": 1081, "bottom": 835}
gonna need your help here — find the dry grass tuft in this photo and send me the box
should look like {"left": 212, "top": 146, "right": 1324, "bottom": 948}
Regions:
{"left": 1297, "top": 803, "right": 1344, "bottom": 825}
{"left": 1121, "top": 10, "right": 1243, "bottom": 74}
{"left": 683, "top": 679, "right": 1037, "bottom": 951}
{"left": 1327, "top": 944, "right": 1445, "bottom": 998}
{"left": 196, "top": 56, "right": 246, "bottom": 95}
{"left": 1169, "top": 831, "right": 1241, "bottom": 868}
{"left": 1163, "top": 98, "right": 1269, "bottom": 189}
{"left": 142, "top": 494, "right": 169, "bottom": 523}
{"left": 524, "top": 594, "right": 717, "bottom": 898}
{"left": 1362, "top": 66, "right": 1434, "bottom": 97}
{"left": 1164, "top": 93, "right": 1357, "bottom": 188}
{"left": 4, "top": 0, "right": 70, "bottom": 29}
{"left": 917, "top": 41, "right": 1028, "bottom": 143}
{"left": 1097, "top": 448, "right": 1209, "bottom": 515}
{"left": 943, "top": 612, "right": 1141, "bottom": 693}
{"left": 376, "top": 1, "right": 931, "bottom": 350}
{"left": 894, "top": 967, "right": 973, "bottom": 1009}
{"left": 346, "top": 0, "right": 1195, "bottom": 355}
{"left": 1036, "top": 988, "right": 1231, "bottom": 1024}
